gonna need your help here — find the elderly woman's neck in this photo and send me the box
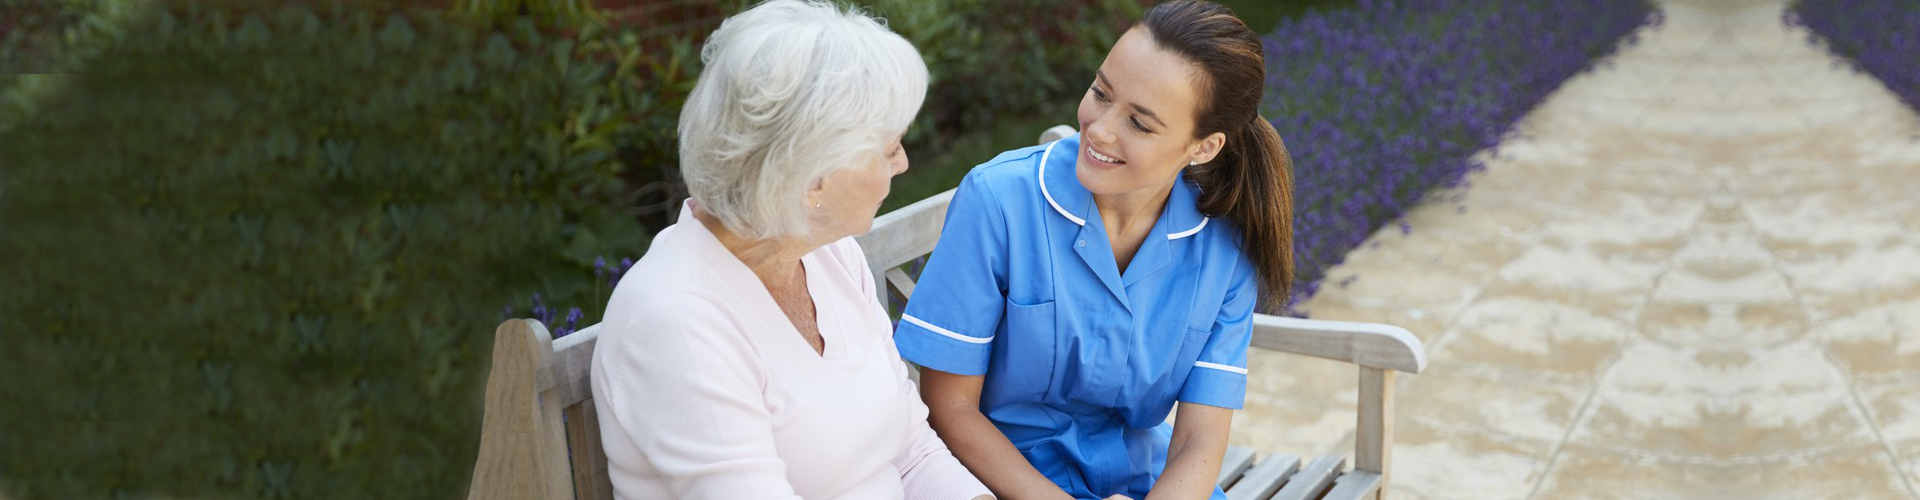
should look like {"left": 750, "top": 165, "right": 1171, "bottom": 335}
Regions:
{"left": 693, "top": 208, "right": 815, "bottom": 281}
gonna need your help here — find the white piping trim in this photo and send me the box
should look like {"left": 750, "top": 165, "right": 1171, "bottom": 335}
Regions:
{"left": 1167, "top": 217, "right": 1210, "bottom": 239}
{"left": 1037, "top": 140, "right": 1085, "bottom": 226}
{"left": 1194, "top": 361, "right": 1248, "bottom": 375}
{"left": 902, "top": 314, "right": 993, "bottom": 344}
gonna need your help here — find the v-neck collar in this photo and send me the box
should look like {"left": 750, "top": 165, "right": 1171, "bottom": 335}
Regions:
{"left": 1037, "top": 134, "right": 1211, "bottom": 310}
{"left": 673, "top": 202, "right": 842, "bottom": 360}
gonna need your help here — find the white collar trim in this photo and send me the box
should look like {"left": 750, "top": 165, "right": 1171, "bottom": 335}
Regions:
{"left": 1038, "top": 139, "right": 1086, "bottom": 226}
{"left": 1039, "top": 138, "right": 1210, "bottom": 238}
{"left": 1168, "top": 217, "right": 1208, "bottom": 239}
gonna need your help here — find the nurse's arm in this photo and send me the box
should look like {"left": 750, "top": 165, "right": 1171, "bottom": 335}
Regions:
{"left": 1145, "top": 402, "right": 1233, "bottom": 500}
{"left": 920, "top": 368, "right": 1078, "bottom": 500}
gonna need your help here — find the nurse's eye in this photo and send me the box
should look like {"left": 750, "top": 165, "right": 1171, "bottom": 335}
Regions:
{"left": 1091, "top": 85, "right": 1110, "bottom": 103}
{"left": 1130, "top": 117, "right": 1152, "bottom": 134}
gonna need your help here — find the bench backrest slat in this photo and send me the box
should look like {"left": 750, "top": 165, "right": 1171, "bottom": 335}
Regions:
{"left": 546, "top": 324, "right": 601, "bottom": 408}
{"left": 853, "top": 189, "right": 954, "bottom": 295}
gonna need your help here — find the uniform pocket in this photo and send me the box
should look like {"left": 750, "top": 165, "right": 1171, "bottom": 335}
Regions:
{"left": 992, "top": 298, "right": 1057, "bottom": 402}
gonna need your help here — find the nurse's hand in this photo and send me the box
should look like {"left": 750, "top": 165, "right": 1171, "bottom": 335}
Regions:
{"left": 1103, "top": 495, "right": 1136, "bottom": 500}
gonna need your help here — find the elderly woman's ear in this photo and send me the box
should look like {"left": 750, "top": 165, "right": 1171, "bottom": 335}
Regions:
{"left": 807, "top": 177, "right": 829, "bottom": 209}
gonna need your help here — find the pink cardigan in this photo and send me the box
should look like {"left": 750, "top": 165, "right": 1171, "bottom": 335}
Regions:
{"left": 590, "top": 208, "right": 990, "bottom": 500}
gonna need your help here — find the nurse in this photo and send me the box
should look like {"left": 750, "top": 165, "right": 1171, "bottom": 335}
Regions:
{"left": 893, "top": 2, "right": 1295, "bottom": 500}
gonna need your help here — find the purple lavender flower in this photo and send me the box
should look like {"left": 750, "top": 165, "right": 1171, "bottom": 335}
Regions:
{"left": 506, "top": 253, "right": 643, "bottom": 338}
{"left": 1790, "top": 1, "right": 1920, "bottom": 112}
{"left": 612, "top": 257, "right": 635, "bottom": 287}
{"left": 1266, "top": 0, "right": 1653, "bottom": 315}
{"left": 529, "top": 292, "right": 552, "bottom": 328}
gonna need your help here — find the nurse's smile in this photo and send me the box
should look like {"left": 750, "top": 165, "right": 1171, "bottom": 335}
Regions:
{"left": 1071, "top": 27, "right": 1212, "bottom": 200}
{"left": 1082, "top": 145, "right": 1128, "bottom": 171}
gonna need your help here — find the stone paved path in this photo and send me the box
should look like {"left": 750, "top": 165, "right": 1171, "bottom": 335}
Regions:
{"left": 1229, "top": 0, "right": 1920, "bottom": 498}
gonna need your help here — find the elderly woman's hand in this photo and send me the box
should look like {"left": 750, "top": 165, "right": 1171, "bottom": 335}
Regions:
{"left": 1103, "top": 495, "right": 1136, "bottom": 500}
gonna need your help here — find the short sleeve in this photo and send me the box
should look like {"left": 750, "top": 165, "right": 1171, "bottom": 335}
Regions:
{"left": 893, "top": 172, "right": 1010, "bottom": 376}
{"left": 1178, "top": 257, "right": 1256, "bottom": 409}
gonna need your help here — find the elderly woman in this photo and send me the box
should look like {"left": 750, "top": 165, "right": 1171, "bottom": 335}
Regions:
{"left": 588, "top": 1, "right": 992, "bottom": 500}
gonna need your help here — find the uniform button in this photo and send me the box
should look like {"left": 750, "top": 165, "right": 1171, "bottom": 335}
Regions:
{"left": 1076, "top": 239, "right": 1087, "bottom": 247}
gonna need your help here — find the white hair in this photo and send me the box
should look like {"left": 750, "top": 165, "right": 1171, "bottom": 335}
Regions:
{"left": 677, "top": 0, "right": 928, "bottom": 240}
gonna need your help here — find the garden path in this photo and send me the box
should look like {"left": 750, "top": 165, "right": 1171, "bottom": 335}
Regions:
{"left": 1230, "top": 0, "right": 1920, "bottom": 498}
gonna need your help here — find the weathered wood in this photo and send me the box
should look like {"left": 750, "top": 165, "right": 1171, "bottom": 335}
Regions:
{"left": 538, "top": 379, "right": 572, "bottom": 500}
{"left": 1225, "top": 453, "right": 1300, "bottom": 500}
{"left": 564, "top": 398, "right": 614, "bottom": 500}
{"left": 884, "top": 267, "right": 918, "bottom": 301}
{"left": 542, "top": 323, "right": 602, "bottom": 409}
{"left": 469, "top": 319, "right": 574, "bottom": 500}
{"left": 1270, "top": 455, "right": 1343, "bottom": 500}
{"left": 1322, "top": 471, "right": 1384, "bottom": 500}
{"left": 1038, "top": 124, "right": 1077, "bottom": 145}
{"left": 1217, "top": 446, "right": 1258, "bottom": 489}
{"left": 1250, "top": 315, "right": 1427, "bottom": 374}
{"left": 853, "top": 189, "right": 955, "bottom": 286}
{"left": 1355, "top": 367, "right": 1395, "bottom": 500}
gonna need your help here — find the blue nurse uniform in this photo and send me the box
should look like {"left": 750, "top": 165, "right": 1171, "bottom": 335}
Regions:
{"left": 894, "top": 134, "right": 1257, "bottom": 500}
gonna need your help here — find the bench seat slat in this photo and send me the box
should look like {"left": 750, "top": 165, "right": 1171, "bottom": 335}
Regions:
{"left": 1225, "top": 453, "right": 1299, "bottom": 500}
{"left": 1321, "top": 470, "right": 1383, "bottom": 500}
{"left": 1216, "top": 446, "right": 1258, "bottom": 490}
{"left": 1270, "top": 455, "right": 1344, "bottom": 500}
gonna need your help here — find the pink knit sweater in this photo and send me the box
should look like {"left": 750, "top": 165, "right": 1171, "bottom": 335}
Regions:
{"left": 590, "top": 209, "right": 990, "bottom": 500}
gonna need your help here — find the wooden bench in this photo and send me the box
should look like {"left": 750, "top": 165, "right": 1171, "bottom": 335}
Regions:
{"left": 468, "top": 127, "right": 1429, "bottom": 500}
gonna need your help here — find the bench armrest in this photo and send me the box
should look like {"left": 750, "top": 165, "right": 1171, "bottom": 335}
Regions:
{"left": 1250, "top": 314, "right": 1427, "bottom": 374}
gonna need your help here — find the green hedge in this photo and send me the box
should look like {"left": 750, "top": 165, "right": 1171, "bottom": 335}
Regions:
{"left": 0, "top": 1, "right": 1316, "bottom": 498}
{"left": 0, "top": 1, "right": 648, "bottom": 498}
{"left": 561, "top": 0, "right": 1151, "bottom": 233}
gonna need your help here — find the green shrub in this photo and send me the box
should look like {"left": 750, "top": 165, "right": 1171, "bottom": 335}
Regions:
{"left": 539, "top": 0, "right": 1152, "bottom": 236}
{"left": 0, "top": 1, "right": 649, "bottom": 498}
{"left": 864, "top": 0, "right": 1145, "bottom": 145}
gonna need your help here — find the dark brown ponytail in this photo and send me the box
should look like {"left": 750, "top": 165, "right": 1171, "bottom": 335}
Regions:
{"left": 1142, "top": 0, "right": 1295, "bottom": 311}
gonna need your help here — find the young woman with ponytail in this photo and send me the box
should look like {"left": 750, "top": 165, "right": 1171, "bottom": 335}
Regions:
{"left": 892, "top": 1, "right": 1293, "bottom": 499}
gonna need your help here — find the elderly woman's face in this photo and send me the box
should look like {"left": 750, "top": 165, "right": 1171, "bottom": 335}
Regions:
{"left": 813, "top": 135, "right": 909, "bottom": 239}
{"left": 1075, "top": 27, "right": 1217, "bottom": 199}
